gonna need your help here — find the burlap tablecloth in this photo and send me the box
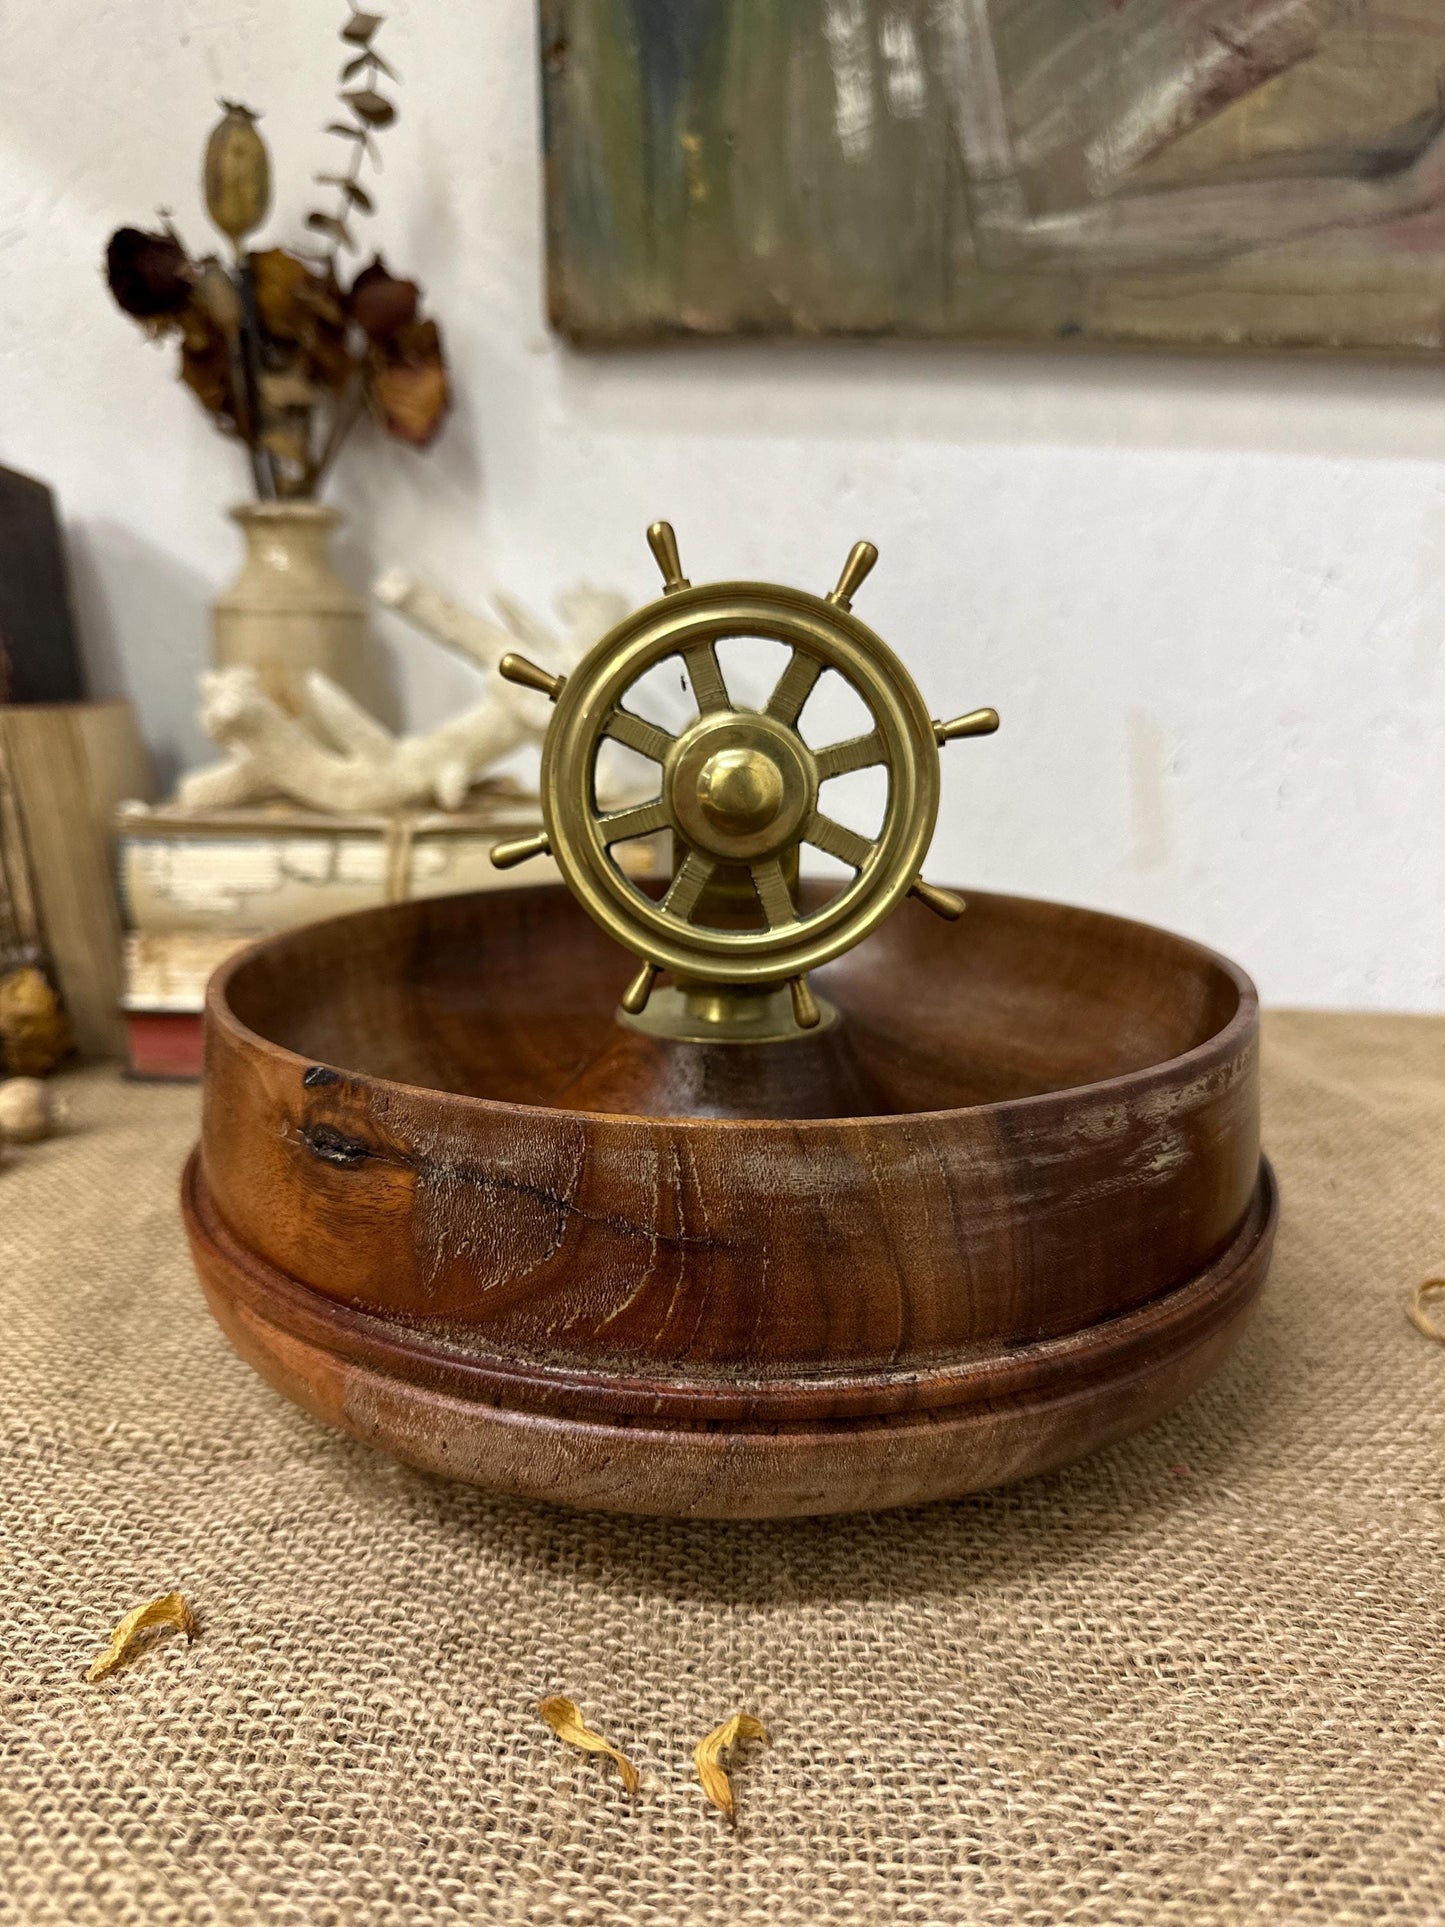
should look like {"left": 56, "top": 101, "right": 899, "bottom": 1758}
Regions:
{"left": 5, "top": 1011, "right": 1444, "bottom": 1926}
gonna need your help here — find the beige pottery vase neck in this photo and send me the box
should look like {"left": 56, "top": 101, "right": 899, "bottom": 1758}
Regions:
{"left": 212, "top": 502, "right": 366, "bottom": 715}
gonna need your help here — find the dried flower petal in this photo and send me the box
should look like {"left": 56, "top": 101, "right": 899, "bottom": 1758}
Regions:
{"left": 315, "top": 173, "right": 375, "bottom": 215}
{"left": 342, "top": 87, "right": 396, "bottom": 128}
{"left": 340, "top": 50, "right": 397, "bottom": 84}
{"left": 356, "top": 49, "right": 398, "bottom": 82}
{"left": 694, "top": 1713, "right": 769, "bottom": 1821}
{"left": 177, "top": 301, "right": 235, "bottom": 418}
{"left": 370, "top": 354, "right": 448, "bottom": 446}
{"left": 306, "top": 211, "right": 355, "bottom": 249}
{"left": 369, "top": 313, "right": 449, "bottom": 446}
{"left": 261, "top": 367, "right": 323, "bottom": 410}
{"left": 105, "top": 228, "right": 194, "bottom": 319}
{"left": 204, "top": 102, "right": 272, "bottom": 247}
{"left": 538, "top": 1696, "right": 639, "bottom": 1794}
{"left": 297, "top": 274, "right": 348, "bottom": 329}
{"left": 350, "top": 256, "right": 418, "bottom": 340}
{"left": 245, "top": 251, "right": 349, "bottom": 397}
{"left": 250, "top": 248, "right": 311, "bottom": 336}
{"left": 86, "top": 1592, "right": 197, "bottom": 1682}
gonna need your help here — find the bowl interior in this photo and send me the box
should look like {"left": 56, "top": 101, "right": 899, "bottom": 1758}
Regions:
{"left": 219, "top": 885, "right": 1246, "bottom": 1118}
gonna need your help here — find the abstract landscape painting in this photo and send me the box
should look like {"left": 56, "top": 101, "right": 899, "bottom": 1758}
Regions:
{"left": 540, "top": 0, "right": 1445, "bottom": 351}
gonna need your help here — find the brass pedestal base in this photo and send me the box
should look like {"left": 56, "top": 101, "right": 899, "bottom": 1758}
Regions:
{"left": 617, "top": 981, "right": 838, "bottom": 1045}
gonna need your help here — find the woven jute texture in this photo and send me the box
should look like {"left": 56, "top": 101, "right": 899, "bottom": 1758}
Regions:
{"left": 4, "top": 1011, "right": 1445, "bottom": 1926}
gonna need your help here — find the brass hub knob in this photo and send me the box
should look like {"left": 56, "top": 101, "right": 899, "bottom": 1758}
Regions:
{"left": 698, "top": 746, "right": 783, "bottom": 837}
{"left": 668, "top": 711, "right": 815, "bottom": 864}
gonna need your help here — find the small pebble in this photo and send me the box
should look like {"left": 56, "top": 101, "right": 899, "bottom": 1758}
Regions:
{"left": 0, "top": 1076, "right": 57, "bottom": 1143}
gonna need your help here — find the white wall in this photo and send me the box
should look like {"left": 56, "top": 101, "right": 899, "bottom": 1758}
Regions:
{"left": 2, "top": 1, "right": 1442, "bottom": 1011}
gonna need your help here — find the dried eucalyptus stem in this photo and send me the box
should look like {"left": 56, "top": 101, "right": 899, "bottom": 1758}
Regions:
{"left": 309, "top": 10, "right": 398, "bottom": 276}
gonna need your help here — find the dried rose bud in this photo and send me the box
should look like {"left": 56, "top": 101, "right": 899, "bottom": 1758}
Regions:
{"left": 204, "top": 102, "right": 271, "bottom": 248}
{"left": 105, "top": 227, "right": 194, "bottom": 319}
{"left": 349, "top": 256, "right": 418, "bottom": 341}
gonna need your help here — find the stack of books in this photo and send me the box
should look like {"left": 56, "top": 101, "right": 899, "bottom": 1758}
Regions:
{"left": 116, "top": 797, "right": 662, "bottom": 1077}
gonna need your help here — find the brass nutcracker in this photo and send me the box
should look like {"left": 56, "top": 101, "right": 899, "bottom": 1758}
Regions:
{"left": 491, "top": 523, "right": 998, "bottom": 1043}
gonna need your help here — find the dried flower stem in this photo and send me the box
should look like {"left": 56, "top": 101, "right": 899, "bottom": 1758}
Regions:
{"left": 309, "top": 9, "right": 397, "bottom": 277}
{"left": 307, "top": 370, "right": 365, "bottom": 495}
{"left": 321, "top": 129, "right": 370, "bottom": 279}
{"left": 233, "top": 256, "right": 277, "bottom": 498}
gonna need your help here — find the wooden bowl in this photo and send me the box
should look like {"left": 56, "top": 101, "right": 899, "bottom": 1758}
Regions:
{"left": 185, "top": 884, "right": 1275, "bottom": 1518}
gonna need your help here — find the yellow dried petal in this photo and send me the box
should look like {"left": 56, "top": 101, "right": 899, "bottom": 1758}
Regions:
{"left": 86, "top": 1592, "right": 197, "bottom": 1682}
{"left": 1408, "top": 1277, "right": 1445, "bottom": 1342}
{"left": 694, "top": 1712, "right": 769, "bottom": 1820}
{"left": 538, "top": 1695, "right": 639, "bottom": 1795}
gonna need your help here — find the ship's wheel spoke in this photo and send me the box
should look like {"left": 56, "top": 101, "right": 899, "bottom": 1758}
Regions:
{"left": 749, "top": 857, "right": 799, "bottom": 930}
{"left": 596, "top": 797, "right": 670, "bottom": 845}
{"left": 804, "top": 811, "right": 877, "bottom": 873}
{"left": 603, "top": 708, "right": 675, "bottom": 763}
{"left": 661, "top": 850, "right": 716, "bottom": 922}
{"left": 814, "top": 729, "right": 885, "bottom": 782}
{"left": 764, "top": 648, "right": 824, "bottom": 728}
{"left": 682, "top": 642, "right": 730, "bottom": 715}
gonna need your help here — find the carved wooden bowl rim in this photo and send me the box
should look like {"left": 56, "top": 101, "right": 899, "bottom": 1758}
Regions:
{"left": 204, "top": 888, "right": 1259, "bottom": 1133}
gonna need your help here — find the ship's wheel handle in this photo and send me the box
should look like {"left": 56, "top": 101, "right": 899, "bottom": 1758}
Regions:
{"left": 490, "top": 524, "right": 998, "bottom": 1039}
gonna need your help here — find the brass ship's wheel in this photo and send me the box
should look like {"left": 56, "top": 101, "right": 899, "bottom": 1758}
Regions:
{"left": 491, "top": 524, "right": 998, "bottom": 1039}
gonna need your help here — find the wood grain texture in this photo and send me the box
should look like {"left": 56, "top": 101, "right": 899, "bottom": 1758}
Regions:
{"left": 0, "top": 701, "right": 153, "bottom": 1055}
{"left": 187, "top": 883, "right": 1275, "bottom": 1515}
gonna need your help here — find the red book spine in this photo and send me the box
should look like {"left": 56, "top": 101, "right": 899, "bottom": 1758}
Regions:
{"left": 124, "top": 1011, "right": 203, "bottom": 1080}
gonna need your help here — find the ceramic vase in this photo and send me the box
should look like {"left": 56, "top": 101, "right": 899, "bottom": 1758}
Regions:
{"left": 212, "top": 502, "right": 366, "bottom": 714}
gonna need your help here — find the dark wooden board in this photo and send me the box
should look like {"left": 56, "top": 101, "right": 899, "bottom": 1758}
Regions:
{"left": 0, "top": 466, "right": 83, "bottom": 705}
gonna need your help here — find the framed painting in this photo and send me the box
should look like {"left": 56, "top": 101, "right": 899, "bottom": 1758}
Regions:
{"left": 540, "top": 0, "right": 1445, "bottom": 351}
